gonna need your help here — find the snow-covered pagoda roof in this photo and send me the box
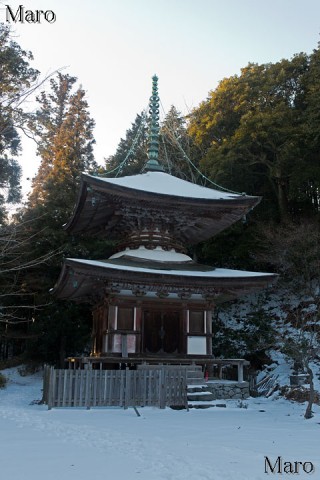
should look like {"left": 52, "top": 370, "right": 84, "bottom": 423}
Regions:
{"left": 52, "top": 247, "right": 277, "bottom": 303}
{"left": 53, "top": 74, "right": 277, "bottom": 307}
{"left": 91, "top": 171, "right": 241, "bottom": 200}
{"left": 65, "top": 171, "right": 261, "bottom": 245}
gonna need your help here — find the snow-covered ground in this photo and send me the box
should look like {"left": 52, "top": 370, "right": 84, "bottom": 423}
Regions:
{"left": 0, "top": 368, "right": 319, "bottom": 480}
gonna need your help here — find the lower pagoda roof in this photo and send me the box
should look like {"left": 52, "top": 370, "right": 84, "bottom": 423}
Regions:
{"left": 52, "top": 247, "right": 277, "bottom": 304}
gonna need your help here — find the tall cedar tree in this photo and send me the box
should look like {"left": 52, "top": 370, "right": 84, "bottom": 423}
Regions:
{"left": 105, "top": 112, "right": 148, "bottom": 176}
{"left": 0, "top": 23, "right": 39, "bottom": 221}
{"left": 0, "top": 24, "right": 41, "bottom": 359}
{"left": 19, "top": 73, "right": 98, "bottom": 365}
{"left": 295, "top": 46, "right": 320, "bottom": 211}
{"left": 159, "top": 106, "right": 201, "bottom": 183}
{"left": 28, "top": 73, "right": 97, "bottom": 223}
{"left": 105, "top": 106, "right": 199, "bottom": 180}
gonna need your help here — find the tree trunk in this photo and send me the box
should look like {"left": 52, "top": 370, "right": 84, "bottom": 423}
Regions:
{"left": 304, "top": 365, "right": 314, "bottom": 419}
{"left": 276, "top": 178, "right": 289, "bottom": 222}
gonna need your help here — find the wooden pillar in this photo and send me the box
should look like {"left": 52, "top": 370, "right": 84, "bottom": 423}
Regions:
{"left": 107, "top": 305, "right": 117, "bottom": 353}
{"left": 237, "top": 361, "right": 244, "bottom": 383}
{"left": 182, "top": 306, "right": 188, "bottom": 354}
{"left": 102, "top": 301, "right": 108, "bottom": 331}
{"left": 108, "top": 305, "right": 117, "bottom": 329}
{"left": 135, "top": 305, "right": 142, "bottom": 353}
{"left": 206, "top": 310, "right": 212, "bottom": 334}
{"left": 121, "top": 334, "right": 128, "bottom": 358}
{"left": 206, "top": 310, "right": 213, "bottom": 356}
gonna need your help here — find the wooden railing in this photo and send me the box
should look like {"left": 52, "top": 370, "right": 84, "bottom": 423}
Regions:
{"left": 66, "top": 356, "right": 249, "bottom": 383}
{"left": 209, "top": 359, "right": 249, "bottom": 382}
{"left": 43, "top": 365, "right": 188, "bottom": 410}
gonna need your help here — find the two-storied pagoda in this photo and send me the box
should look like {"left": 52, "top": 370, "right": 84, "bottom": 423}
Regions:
{"left": 52, "top": 76, "right": 276, "bottom": 369}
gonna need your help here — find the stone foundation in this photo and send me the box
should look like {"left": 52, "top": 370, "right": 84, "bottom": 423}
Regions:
{"left": 205, "top": 380, "right": 250, "bottom": 400}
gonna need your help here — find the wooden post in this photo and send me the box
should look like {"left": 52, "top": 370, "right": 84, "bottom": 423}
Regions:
{"left": 57, "top": 370, "right": 63, "bottom": 407}
{"left": 85, "top": 366, "right": 92, "bottom": 409}
{"left": 237, "top": 361, "right": 244, "bottom": 383}
{"left": 159, "top": 367, "right": 166, "bottom": 409}
{"left": 62, "top": 370, "right": 68, "bottom": 407}
{"left": 119, "top": 370, "right": 125, "bottom": 407}
{"left": 47, "top": 366, "right": 55, "bottom": 410}
{"left": 184, "top": 370, "right": 189, "bottom": 411}
{"left": 108, "top": 370, "right": 114, "bottom": 406}
{"left": 73, "top": 370, "right": 79, "bottom": 407}
{"left": 92, "top": 370, "right": 98, "bottom": 407}
{"left": 42, "top": 365, "right": 48, "bottom": 405}
{"left": 124, "top": 368, "right": 130, "bottom": 409}
{"left": 79, "top": 370, "right": 85, "bottom": 407}
{"left": 121, "top": 334, "right": 128, "bottom": 358}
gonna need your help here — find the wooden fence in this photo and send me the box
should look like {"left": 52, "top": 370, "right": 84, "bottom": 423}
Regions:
{"left": 43, "top": 365, "right": 188, "bottom": 410}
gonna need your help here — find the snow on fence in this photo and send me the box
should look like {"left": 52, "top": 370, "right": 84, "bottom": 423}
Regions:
{"left": 43, "top": 365, "right": 188, "bottom": 410}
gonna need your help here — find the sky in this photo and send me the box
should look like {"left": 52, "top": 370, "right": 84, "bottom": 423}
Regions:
{"left": 1, "top": 0, "right": 320, "bottom": 194}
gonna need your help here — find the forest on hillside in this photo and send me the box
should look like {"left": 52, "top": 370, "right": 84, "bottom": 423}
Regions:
{"left": 0, "top": 22, "right": 319, "bottom": 406}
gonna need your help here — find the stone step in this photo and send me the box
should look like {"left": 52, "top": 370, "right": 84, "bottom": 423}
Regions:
{"left": 186, "top": 370, "right": 204, "bottom": 385}
{"left": 188, "top": 402, "right": 227, "bottom": 409}
{"left": 188, "top": 381, "right": 250, "bottom": 400}
{"left": 187, "top": 366, "right": 203, "bottom": 372}
{"left": 187, "top": 370, "right": 204, "bottom": 376}
{"left": 187, "top": 378, "right": 205, "bottom": 385}
{"left": 187, "top": 374, "right": 204, "bottom": 379}
{"left": 187, "top": 392, "right": 215, "bottom": 401}
{"left": 187, "top": 385, "right": 207, "bottom": 393}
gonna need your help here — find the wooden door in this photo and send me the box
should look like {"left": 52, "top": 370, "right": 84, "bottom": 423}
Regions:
{"left": 143, "top": 310, "right": 180, "bottom": 354}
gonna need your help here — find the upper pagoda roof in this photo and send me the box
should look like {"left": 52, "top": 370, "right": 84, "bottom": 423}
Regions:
{"left": 92, "top": 171, "right": 241, "bottom": 200}
{"left": 65, "top": 171, "right": 260, "bottom": 245}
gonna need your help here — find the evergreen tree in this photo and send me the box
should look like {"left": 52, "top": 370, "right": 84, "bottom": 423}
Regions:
{"left": 104, "top": 112, "right": 148, "bottom": 176}
{"left": 28, "top": 73, "right": 97, "bottom": 223}
{"left": 187, "top": 52, "right": 318, "bottom": 220}
{"left": 104, "top": 106, "right": 200, "bottom": 181}
{"left": 17, "top": 73, "right": 99, "bottom": 365}
{"left": 293, "top": 45, "right": 320, "bottom": 212}
{"left": 0, "top": 23, "right": 39, "bottom": 221}
{"left": 159, "top": 105, "right": 200, "bottom": 182}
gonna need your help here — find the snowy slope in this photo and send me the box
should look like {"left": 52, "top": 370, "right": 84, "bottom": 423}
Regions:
{"left": 0, "top": 368, "right": 319, "bottom": 480}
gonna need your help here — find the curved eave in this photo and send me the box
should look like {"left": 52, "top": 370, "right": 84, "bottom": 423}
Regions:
{"left": 64, "top": 176, "right": 90, "bottom": 233}
{"left": 51, "top": 261, "right": 105, "bottom": 302}
{"left": 52, "top": 258, "right": 277, "bottom": 303}
{"left": 64, "top": 174, "right": 261, "bottom": 242}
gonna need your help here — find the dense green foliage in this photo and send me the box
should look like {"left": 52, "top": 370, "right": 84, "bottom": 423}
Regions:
{"left": 28, "top": 72, "right": 97, "bottom": 221}
{"left": 213, "top": 301, "right": 277, "bottom": 362}
{"left": 104, "top": 106, "right": 200, "bottom": 182}
{"left": 16, "top": 72, "right": 99, "bottom": 365}
{"left": 188, "top": 50, "right": 320, "bottom": 220}
{"left": 0, "top": 24, "right": 40, "bottom": 359}
{"left": 105, "top": 112, "right": 149, "bottom": 176}
{"left": 159, "top": 106, "right": 201, "bottom": 182}
{"left": 0, "top": 70, "right": 99, "bottom": 365}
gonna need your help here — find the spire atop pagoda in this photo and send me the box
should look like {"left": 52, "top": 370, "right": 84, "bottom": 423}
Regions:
{"left": 145, "top": 74, "right": 164, "bottom": 172}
